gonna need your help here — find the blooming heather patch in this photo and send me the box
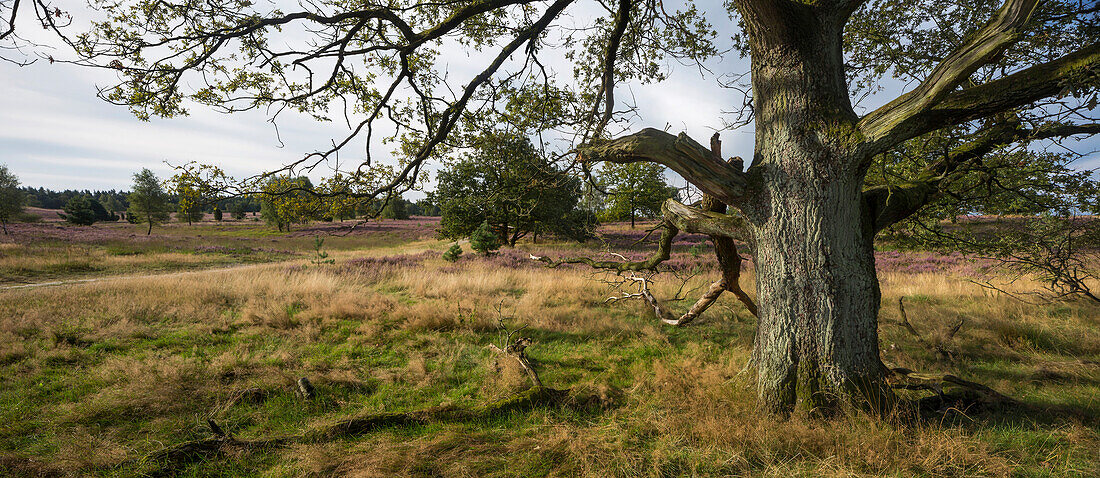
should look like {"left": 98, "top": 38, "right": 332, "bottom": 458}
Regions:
{"left": 288, "top": 216, "right": 440, "bottom": 241}
{"left": 0, "top": 223, "right": 172, "bottom": 245}
{"left": 593, "top": 228, "right": 709, "bottom": 250}
{"left": 193, "top": 245, "right": 297, "bottom": 255}
{"left": 874, "top": 250, "right": 996, "bottom": 276}
{"left": 343, "top": 251, "right": 436, "bottom": 271}
{"left": 435, "top": 249, "right": 554, "bottom": 271}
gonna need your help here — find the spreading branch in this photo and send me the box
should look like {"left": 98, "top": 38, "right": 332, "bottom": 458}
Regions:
{"left": 548, "top": 134, "right": 758, "bottom": 325}
{"left": 577, "top": 128, "right": 748, "bottom": 205}
{"left": 860, "top": 0, "right": 1040, "bottom": 147}
{"left": 864, "top": 121, "right": 1100, "bottom": 231}
{"left": 662, "top": 199, "right": 754, "bottom": 247}
{"left": 587, "top": 0, "right": 632, "bottom": 139}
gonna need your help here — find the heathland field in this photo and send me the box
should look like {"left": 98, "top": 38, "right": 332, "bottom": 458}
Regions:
{"left": 2, "top": 214, "right": 1099, "bottom": 476}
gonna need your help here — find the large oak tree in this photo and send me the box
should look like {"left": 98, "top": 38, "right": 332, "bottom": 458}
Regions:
{"left": 2, "top": 0, "right": 1097, "bottom": 415}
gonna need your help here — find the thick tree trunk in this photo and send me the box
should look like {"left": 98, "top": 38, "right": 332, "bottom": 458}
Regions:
{"left": 748, "top": 174, "right": 889, "bottom": 414}
{"left": 736, "top": 5, "right": 891, "bottom": 414}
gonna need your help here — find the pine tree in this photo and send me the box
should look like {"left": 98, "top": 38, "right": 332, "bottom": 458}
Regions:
{"left": 469, "top": 221, "right": 500, "bottom": 256}
{"left": 61, "top": 195, "right": 98, "bottom": 226}
{"left": 442, "top": 243, "right": 463, "bottom": 262}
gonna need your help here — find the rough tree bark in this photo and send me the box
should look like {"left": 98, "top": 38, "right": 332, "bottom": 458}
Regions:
{"left": 733, "top": 1, "right": 889, "bottom": 414}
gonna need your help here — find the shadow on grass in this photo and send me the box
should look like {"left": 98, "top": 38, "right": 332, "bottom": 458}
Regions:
{"left": 126, "top": 385, "right": 620, "bottom": 476}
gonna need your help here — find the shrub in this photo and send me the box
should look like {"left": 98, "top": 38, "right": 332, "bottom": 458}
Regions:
{"left": 442, "top": 243, "right": 463, "bottom": 262}
{"left": 60, "top": 195, "right": 98, "bottom": 226}
{"left": 231, "top": 203, "right": 247, "bottom": 220}
{"left": 470, "top": 221, "right": 500, "bottom": 255}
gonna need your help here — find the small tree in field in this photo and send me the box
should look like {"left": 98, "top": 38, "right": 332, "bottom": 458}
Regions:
{"left": 213, "top": 207, "right": 223, "bottom": 221}
{"left": 61, "top": 195, "right": 97, "bottom": 226}
{"left": 127, "top": 169, "right": 171, "bottom": 235}
{"left": 0, "top": 165, "right": 24, "bottom": 234}
{"left": 173, "top": 171, "right": 206, "bottom": 224}
{"left": 432, "top": 131, "right": 593, "bottom": 245}
{"left": 598, "top": 162, "right": 675, "bottom": 229}
{"left": 442, "top": 243, "right": 463, "bottom": 262}
{"left": 470, "top": 221, "right": 500, "bottom": 256}
{"left": 259, "top": 175, "right": 320, "bottom": 231}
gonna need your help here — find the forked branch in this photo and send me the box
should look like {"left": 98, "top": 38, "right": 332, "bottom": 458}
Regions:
{"left": 860, "top": 0, "right": 1040, "bottom": 147}
{"left": 550, "top": 134, "right": 758, "bottom": 325}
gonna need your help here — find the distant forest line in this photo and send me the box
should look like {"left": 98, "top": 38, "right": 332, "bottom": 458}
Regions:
{"left": 18, "top": 186, "right": 441, "bottom": 217}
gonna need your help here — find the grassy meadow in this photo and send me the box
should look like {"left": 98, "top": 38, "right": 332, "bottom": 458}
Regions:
{"left": 1, "top": 214, "right": 1099, "bottom": 476}
{"left": 0, "top": 215, "right": 437, "bottom": 287}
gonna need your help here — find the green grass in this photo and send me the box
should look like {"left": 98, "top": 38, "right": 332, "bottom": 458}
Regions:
{"left": 1, "top": 228, "right": 1099, "bottom": 476}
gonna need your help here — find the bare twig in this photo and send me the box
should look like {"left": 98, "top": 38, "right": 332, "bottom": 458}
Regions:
{"left": 489, "top": 305, "right": 543, "bottom": 389}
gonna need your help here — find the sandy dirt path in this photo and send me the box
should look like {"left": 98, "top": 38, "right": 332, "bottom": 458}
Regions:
{"left": 0, "top": 263, "right": 271, "bottom": 291}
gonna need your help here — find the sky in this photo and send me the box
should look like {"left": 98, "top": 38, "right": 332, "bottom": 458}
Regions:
{"left": 1, "top": 0, "right": 1096, "bottom": 196}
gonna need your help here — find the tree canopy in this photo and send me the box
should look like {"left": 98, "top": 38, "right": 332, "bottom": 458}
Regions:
{"left": 60, "top": 195, "right": 99, "bottom": 226}
{"left": 259, "top": 175, "right": 321, "bottom": 231}
{"left": 431, "top": 131, "right": 593, "bottom": 245}
{"left": 597, "top": 162, "right": 676, "bottom": 228}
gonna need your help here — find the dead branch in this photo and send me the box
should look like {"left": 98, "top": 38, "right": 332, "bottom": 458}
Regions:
{"left": 618, "top": 274, "right": 727, "bottom": 327}
{"left": 488, "top": 337, "right": 543, "bottom": 390}
{"left": 533, "top": 220, "right": 679, "bottom": 272}
{"left": 296, "top": 377, "right": 316, "bottom": 399}
{"left": 489, "top": 305, "right": 544, "bottom": 389}
{"left": 889, "top": 366, "right": 1017, "bottom": 409}
{"left": 206, "top": 419, "right": 225, "bottom": 438}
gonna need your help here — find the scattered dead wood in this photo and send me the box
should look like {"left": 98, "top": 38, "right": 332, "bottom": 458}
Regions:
{"left": 605, "top": 274, "right": 722, "bottom": 327}
{"left": 206, "top": 419, "right": 225, "bottom": 438}
{"left": 489, "top": 337, "right": 543, "bottom": 389}
{"left": 889, "top": 366, "right": 1017, "bottom": 413}
{"left": 135, "top": 319, "right": 575, "bottom": 474}
{"left": 296, "top": 377, "right": 316, "bottom": 399}
{"left": 488, "top": 304, "right": 544, "bottom": 389}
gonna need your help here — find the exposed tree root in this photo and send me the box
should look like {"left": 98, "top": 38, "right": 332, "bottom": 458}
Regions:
{"left": 134, "top": 386, "right": 573, "bottom": 475}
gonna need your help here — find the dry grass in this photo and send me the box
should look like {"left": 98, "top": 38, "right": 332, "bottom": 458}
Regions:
{"left": 1, "top": 244, "right": 1099, "bottom": 476}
